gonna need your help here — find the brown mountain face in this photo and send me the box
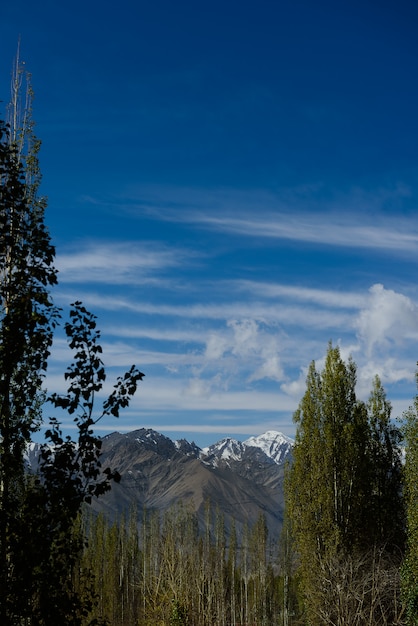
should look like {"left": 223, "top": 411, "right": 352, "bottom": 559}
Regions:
{"left": 91, "top": 429, "right": 292, "bottom": 541}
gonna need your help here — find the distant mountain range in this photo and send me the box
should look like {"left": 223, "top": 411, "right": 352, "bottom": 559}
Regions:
{"left": 92, "top": 429, "right": 293, "bottom": 540}
{"left": 27, "top": 429, "right": 294, "bottom": 541}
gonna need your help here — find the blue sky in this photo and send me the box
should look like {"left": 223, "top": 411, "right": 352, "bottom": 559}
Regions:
{"left": 2, "top": 0, "right": 418, "bottom": 447}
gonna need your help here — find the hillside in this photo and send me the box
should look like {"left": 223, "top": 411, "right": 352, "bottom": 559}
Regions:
{"left": 89, "top": 428, "right": 293, "bottom": 540}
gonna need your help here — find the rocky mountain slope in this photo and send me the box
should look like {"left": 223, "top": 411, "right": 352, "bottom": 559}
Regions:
{"left": 89, "top": 428, "right": 293, "bottom": 540}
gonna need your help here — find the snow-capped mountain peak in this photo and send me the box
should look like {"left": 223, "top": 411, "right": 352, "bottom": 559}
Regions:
{"left": 243, "top": 430, "right": 294, "bottom": 465}
{"left": 202, "top": 437, "right": 245, "bottom": 465}
{"left": 202, "top": 431, "right": 293, "bottom": 467}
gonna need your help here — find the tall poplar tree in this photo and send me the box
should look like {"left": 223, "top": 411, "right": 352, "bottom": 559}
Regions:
{"left": 0, "top": 58, "right": 59, "bottom": 622}
{"left": 367, "top": 375, "right": 404, "bottom": 548}
{"left": 0, "top": 55, "right": 144, "bottom": 625}
{"left": 402, "top": 371, "right": 418, "bottom": 625}
{"left": 286, "top": 344, "right": 404, "bottom": 624}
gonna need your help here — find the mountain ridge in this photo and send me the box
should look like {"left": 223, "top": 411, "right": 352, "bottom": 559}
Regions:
{"left": 26, "top": 428, "right": 294, "bottom": 541}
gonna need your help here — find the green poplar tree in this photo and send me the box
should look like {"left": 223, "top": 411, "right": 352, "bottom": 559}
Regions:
{"left": 0, "top": 56, "right": 144, "bottom": 625}
{"left": 286, "top": 344, "right": 404, "bottom": 625}
{"left": 366, "top": 375, "right": 404, "bottom": 548}
{"left": 0, "top": 74, "right": 59, "bottom": 622}
{"left": 402, "top": 372, "right": 418, "bottom": 625}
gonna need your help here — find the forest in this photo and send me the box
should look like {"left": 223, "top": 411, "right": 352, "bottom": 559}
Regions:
{"left": 74, "top": 346, "right": 411, "bottom": 626}
{"left": 77, "top": 503, "right": 292, "bottom": 626}
{"left": 1, "top": 58, "right": 418, "bottom": 626}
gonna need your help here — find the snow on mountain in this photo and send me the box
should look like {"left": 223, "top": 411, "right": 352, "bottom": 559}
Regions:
{"left": 94, "top": 429, "right": 288, "bottom": 540}
{"left": 202, "top": 437, "right": 245, "bottom": 465}
{"left": 23, "top": 429, "right": 292, "bottom": 540}
{"left": 23, "top": 441, "right": 56, "bottom": 472}
{"left": 25, "top": 429, "right": 293, "bottom": 474}
{"left": 243, "top": 431, "right": 294, "bottom": 465}
{"left": 174, "top": 438, "right": 202, "bottom": 457}
{"left": 24, "top": 441, "right": 42, "bottom": 468}
{"left": 202, "top": 431, "right": 293, "bottom": 467}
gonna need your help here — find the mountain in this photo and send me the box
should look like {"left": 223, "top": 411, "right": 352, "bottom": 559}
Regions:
{"left": 90, "top": 428, "right": 293, "bottom": 540}
{"left": 203, "top": 430, "right": 293, "bottom": 467}
{"left": 244, "top": 431, "right": 294, "bottom": 464}
{"left": 199, "top": 431, "right": 294, "bottom": 498}
{"left": 26, "top": 429, "right": 294, "bottom": 541}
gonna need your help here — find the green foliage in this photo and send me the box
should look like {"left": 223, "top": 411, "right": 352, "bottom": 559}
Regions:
{"left": 13, "top": 302, "right": 144, "bottom": 625}
{"left": 42, "top": 302, "right": 144, "bottom": 508}
{"left": 0, "top": 57, "right": 144, "bottom": 624}
{"left": 0, "top": 104, "right": 59, "bottom": 624}
{"left": 80, "top": 502, "right": 295, "bottom": 626}
{"left": 401, "top": 377, "right": 418, "bottom": 625}
{"left": 286, "top": 343, "right": 404, "bottom": 625}
{"left": 287, "top": 346, "right": 366, "bottom": 560}
{"left": 0, "top": 118, "right": 58, "bottom": 451}
{"left": 367, "top": 375, "right": 405, "bottom": 547}
{"left": 170, "top": 600, "right": 189, "bottom": 626}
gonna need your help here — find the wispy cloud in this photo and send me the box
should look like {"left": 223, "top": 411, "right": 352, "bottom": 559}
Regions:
{"left": 55, "top": 290, "right": 354, "bottom": 330}
{"left": 120, "top": 184, "right": 418, "bottom": 254}
{"left": 179, "top": 212, "right": 418, "bottom": 253}
{"left": 47, "top": 228, "right": 418, "bottom": 444}
{"left": 233, "top": 280, "right": 366, "bottom": 308}
{"left": 102, "top": 325, "right": 207, "bottom": 343}
{"left": 55, "top": 419, "right": 297, "bottom": 439}
{"left": 56, "top": 241, "right": 192, "bottom": 284}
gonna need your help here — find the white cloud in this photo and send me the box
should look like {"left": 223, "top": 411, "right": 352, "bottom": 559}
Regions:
{"left": 234, "top": 280, "right": 366, "bottom": 309}
{"left": 45, "top": 248, "right": 418, "bottom": 445}
{"left": 58, "top": 289, "right": 353, "bottom": 331}
{"left": 56, "top": 241, "right": 188, "bottom": 284}
{"left": 204, "top": 215, "right": 418, "bottom": 253}
{"left": 356, "top": 357, "right": 415, "bottom": 394}
{"left": 228, "top": 319, "right": 259, "bottom": 356}
{"left": 355, "top": 284, "right": 418, "bottom": 354}
{"left": 102, "top": 325, "right": 205, "bottom": 343}
{"left": 249, "top": 355, "right": 284, "bottom": 383}
{"left": 59, "top": 419, "right": 296, "bottom": 439}
{"left": 281, "top": 366, "right": 310, "bottom": 399}
{"left": 134, "top": 186, "right": 418, "bottom": 254}
{"left": 183, "top": 377, "right": 212, "bottom": 398}
{"left": 201, "top": 319, "right": 285, "bottom": 384}
{"left": 205, "top": 333, "right": 229, "bottom": 360}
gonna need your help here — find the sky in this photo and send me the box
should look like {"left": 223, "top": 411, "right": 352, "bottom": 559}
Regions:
{"left": 1, "top": 0, "right": 418, "bottom": 448}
